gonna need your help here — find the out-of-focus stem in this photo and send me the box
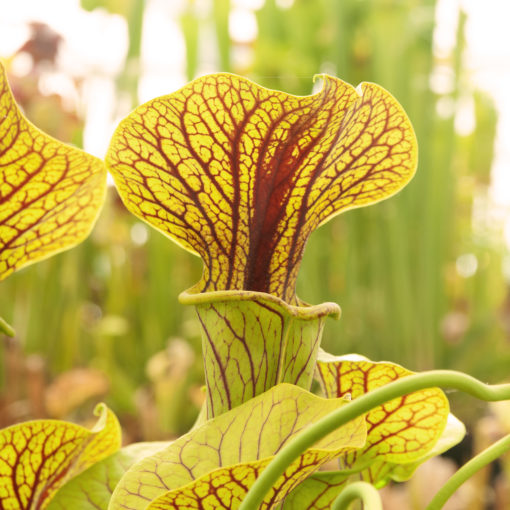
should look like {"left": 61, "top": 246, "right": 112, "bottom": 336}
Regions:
{"left": 0, "top": 316, "right": 14, "bottom": 337}
{"left": 181, "top": 0, "right": 199, "bottom": 81}
{"left": 426, "top": 433, "right": 510, "bottom": 510}
{"left": 213, "top": 0, "right": 231, "bottom": 72}
{"left": 118, "top": 0, "right": 146, "bottom": 107}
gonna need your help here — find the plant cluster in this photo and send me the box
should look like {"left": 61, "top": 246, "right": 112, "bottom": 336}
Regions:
{"left": 1, "top": 62, "right": 509, "bottom": 509}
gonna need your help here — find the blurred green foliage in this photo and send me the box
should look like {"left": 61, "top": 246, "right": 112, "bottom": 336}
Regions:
{"left": 1, "top": 0, "right": 508, "bottom": 434}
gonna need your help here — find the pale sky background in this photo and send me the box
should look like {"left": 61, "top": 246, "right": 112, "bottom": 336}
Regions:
{"left": 0, "top": 0, "right": 509, "bottom": 252}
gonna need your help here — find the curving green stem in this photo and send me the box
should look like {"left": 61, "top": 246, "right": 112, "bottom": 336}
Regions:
{"left": 238, "top": 370, "right": 510, "bottom": 510}
{"left": 425, "top": 432, "right": 510, "bottom": 510}
{"left": 0, "top": 315, "right": 15, "bottom": 337}
{"left": 331, "top": 481, "right": 383, "bottom": 510}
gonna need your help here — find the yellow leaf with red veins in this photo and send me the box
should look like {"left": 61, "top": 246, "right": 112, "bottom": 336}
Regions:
{"left": 282, "top": 413, "right": 465, "bottom": 509}
{"left": 315, "top": 352, "right": 460, "bottom": 486}
{"left": 145, "top": 456, "right": 327, "bottom": 510}
{"left": 109, "top": 383, "right": 366, "bottom": 510}
{"left": 0, "top": 62, "right": 106, "bottom": 281}
{"left": 106, "top": 73, "right": 417, "bottom": 303}
{"left": 0, "top": 404, "right": 121, "bottom": 510}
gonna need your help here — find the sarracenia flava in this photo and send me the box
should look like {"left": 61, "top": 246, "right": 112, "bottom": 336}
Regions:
{"left": 106, "top": 73, "right": 419, "bottom": 417}
{"left": 2, "top": 66, "right": 484, "bottom": 510}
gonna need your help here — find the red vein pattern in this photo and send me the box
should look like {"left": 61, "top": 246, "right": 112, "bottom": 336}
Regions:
{"left": 316, "top": 354, "right": 449, "bottom": 484}
{"left": 0, "top": 405, "right": 121, "bottom": 510}
{"left": 106, "top": 73, "right": 417, "bottom": 303}
{"left": 196, "top": 295, "right": 338, "bottom": 417}
{"left": 0, "top": 63, "right": 106, "bottom": 281}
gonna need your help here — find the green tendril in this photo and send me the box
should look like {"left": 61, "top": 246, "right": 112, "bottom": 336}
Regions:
{"left": 331, "top": 481, "right": 383, "bottom": 510}
{"left": 239, "top": 370, "right": 510, "bottom": 510}
{"left": 425, "top": 433, "right": 510, "bottom": 510}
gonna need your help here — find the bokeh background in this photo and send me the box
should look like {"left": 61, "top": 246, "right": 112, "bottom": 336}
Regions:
{"left": 1, "top": 0, "right": 510, "bottom": 506}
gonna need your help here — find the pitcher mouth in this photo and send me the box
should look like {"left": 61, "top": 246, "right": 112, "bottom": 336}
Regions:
{"left": 178, "top": 285, "right": 341, "bottom": 321}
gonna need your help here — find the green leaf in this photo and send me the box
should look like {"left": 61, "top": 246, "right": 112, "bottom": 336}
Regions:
{"left": 180, "top": 289, "right": 339, "bottom": 417}
{"left": 47, "top": 442, "right": 169, "bottom": 510}
{"left": 109, "top": 383, "right": 366, "bottom": 510}
{"left": 0, "top": 62, "right": 107, "bottom": 281}
{"left": 106, "top": 73, "right": 417, "bottom": 303}
{"left": 0, "top": 404, "right": 121, "bottom": 510}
